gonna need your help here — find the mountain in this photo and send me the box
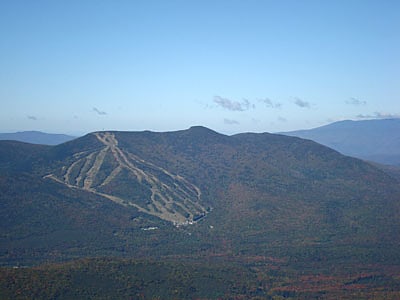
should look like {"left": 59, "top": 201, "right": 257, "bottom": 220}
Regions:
{"left": 2, "top": 126, "right": 400, "bottom": 298}
{"left": 281, "top": 118, "right": 400, "bottom": 166}
{"left": 0, "top": 131, "right": 77, "bottom": 145}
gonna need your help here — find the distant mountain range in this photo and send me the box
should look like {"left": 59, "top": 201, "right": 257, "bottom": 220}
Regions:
{"left": 1, "top": 126, "right": 400, "bottom": 298}
{"left": 0, "top": 131, "right": 77, "bottom": 145}
{"left": 3, "top": 118, "right": 399, "bottom": 164}
{"left": 281, "top": 118, "right": 400, "bottom": 166}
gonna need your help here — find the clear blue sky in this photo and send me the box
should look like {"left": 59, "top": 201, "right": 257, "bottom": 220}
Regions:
{"left": 1, "top": 0, "right": 399, "bottom": 135}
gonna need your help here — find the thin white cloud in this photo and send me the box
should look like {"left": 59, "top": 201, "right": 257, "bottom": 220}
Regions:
{"left": 224, "top": 118, "right": 240, "bottom": 125}
{"left": 278, "top": 116, "right": 287, "bottom": 122}
{"left": 346, "top": 97, "right": 367, "bottom": 106}
{"left": 293, "top": 97, "right": 311, "bottom": 108}
{"left": 258, "top": 97, "right": 281, "bottom": 109}
{"left": 93, "top": 107, "right": 107, "bottom": 115}
{"left": 214, "top": 96, "right": 252, "bottom": 111}
{"left": 357, "top": 112, "right": 400, "bottom": 119}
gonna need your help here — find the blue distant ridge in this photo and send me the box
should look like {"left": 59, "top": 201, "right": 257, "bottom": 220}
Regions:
{"left": 0, "top": 131, "right": 77, "bottom": 145}
{"left": 281, "top": 118, "right": 400, "bottom": 166}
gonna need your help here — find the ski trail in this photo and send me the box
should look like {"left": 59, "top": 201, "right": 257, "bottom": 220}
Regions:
{"left": 83, "top": 146, "right": 108, "bottom": 189}
{"left": 100, "top": 166, "right": 122, "bottom": 187}
{"left": 46, "top": 131, "right": 208, "bottom": 224}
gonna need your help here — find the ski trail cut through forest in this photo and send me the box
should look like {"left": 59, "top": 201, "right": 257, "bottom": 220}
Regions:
{"left": 46, "top": 132, "right": 208, "bottom": 224}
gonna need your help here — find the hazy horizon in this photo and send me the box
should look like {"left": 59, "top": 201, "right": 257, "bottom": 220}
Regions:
{"left": 1, "top": 117, "right": 400, "bottom": 138}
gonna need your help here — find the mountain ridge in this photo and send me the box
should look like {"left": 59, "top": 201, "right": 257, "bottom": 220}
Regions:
{"left": 0, "top": 131, "right": 77, "bottom": 145}
{"left": 281, "top": 118, "right": 400, "bottom": 165}
{"left": 1, "top": 126, "right": 400, "bottom": 267}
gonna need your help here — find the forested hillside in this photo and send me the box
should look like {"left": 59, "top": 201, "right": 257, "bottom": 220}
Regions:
{"left": 1, "top": 127, "right": 400, "bottom": 298}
